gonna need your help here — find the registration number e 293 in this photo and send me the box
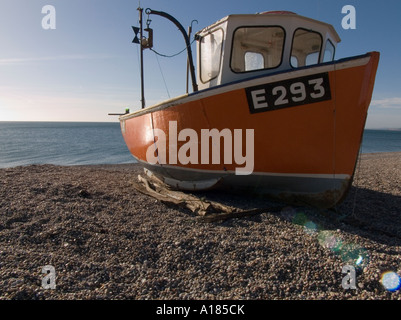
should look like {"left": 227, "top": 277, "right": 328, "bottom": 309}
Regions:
{"left": 245, "top": 72, "right": 331, "bottom": 113}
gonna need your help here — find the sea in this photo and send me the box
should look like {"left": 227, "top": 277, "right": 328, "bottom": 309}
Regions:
{"left": 0, "top": 122, "right": 400, "bottom": 169}
{"left": 0, "top": 122, "right": 134, "bottom": 169}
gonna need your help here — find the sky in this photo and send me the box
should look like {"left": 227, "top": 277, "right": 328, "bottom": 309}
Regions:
{"left": 0, "top": 0, "right": 400, "bottom": 129}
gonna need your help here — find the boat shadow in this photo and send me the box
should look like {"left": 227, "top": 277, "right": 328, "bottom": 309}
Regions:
{"left": 195, "top": 185, "right": 401, "bottom": 247}
{"left": 334, "top": 186, "right": 401, "bottom": 245}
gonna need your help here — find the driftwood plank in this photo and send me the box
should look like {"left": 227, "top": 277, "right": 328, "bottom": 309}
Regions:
{"left": 132, "top": 174, "right": 283, "bottom": 222}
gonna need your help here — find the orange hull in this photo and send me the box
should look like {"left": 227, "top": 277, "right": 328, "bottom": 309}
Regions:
{"left": 120, "top": 52, "right": 379, "bottom": 208}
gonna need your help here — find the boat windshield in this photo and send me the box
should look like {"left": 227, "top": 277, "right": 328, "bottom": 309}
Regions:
{"left": 200, "top": 29, "right": 224, "bottom": 83}
{"left": 231, "top": 26, "right": 285, "bottom": 73}
{"left": 323, "top": 39, "right": 335, "bottom": 62}
{"left": 290, "top": 28, "right": 322, "bottom": 67}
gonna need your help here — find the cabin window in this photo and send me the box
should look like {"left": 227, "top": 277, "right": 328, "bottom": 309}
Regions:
{"left": 323, "top": 40, "right": 335, "bottom": 62}
{"left": 199, "top": 29, "right": 224, "bottom": 83}
{"left": 290, "top": 28, "right": 322, "bottom": 68}
{"left": 245, "top": 52, "right": 264, "bottom": 71}
{"left": 231, "top": 26, "right": 285, "bottom": 73}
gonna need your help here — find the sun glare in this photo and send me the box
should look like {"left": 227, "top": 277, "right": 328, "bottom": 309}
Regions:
{"left": 0, "top": 107, "right": 16, "bottom": 121}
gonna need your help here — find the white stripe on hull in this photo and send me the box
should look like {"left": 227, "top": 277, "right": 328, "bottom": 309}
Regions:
{"left": 137, "top": 160, "right": 351, "bottom": 208}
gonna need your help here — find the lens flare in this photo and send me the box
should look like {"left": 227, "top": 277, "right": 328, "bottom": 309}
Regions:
{"left": 292, "top": 212, "right": 308, "bottom": 226}
{"left": 339, "top": 243, "right": 370, "bottom": 269}
{"left": 317, "top": 230, "right": 342, "bottom": 253}
{"left": 304, "top": 221, "right": 318, "bottom": 235}
{"left": 280, "top": 206, "right": 296, "bottom": 221}
{"left": 380, "top": 272, "right": 401, "bottom": 292}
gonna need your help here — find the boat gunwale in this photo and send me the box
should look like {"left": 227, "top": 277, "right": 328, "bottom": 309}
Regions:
{"left": 119, "top": 52, "right": 376, "bottom": 121}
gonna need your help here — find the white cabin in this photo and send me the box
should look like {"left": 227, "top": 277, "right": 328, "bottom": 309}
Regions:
{"left": 195, "top": 11, "right": 341, "bottom": 90}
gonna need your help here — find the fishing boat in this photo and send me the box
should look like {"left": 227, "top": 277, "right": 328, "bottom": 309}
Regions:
{"left": 118, "top": 8, "right": 380, "bottom": 209}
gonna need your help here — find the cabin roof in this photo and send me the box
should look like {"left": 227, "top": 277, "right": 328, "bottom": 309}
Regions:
{"left": 196, "top": 11, "right": 341, "bottom": 43}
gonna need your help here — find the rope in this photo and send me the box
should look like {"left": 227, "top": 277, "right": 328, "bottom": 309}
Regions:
{"left": 149, "top": 38, "right": 196, "bottom": 58}
{"left": 149, "top": 38, "right": 196, "bottom": 98}
{"left": 153, "top": 51, "right": 170, "bottom": 99}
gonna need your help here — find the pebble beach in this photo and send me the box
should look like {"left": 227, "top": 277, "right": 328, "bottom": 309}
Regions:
{"left": 0, "top": 152, "right": 400, "bottom": 300}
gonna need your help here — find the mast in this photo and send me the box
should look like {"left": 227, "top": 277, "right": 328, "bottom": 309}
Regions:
{"left": 138, "top": 7, "right": 145, "bottom": 109}
{"left": 133, "top": 8, "right": 198, "bottom": 111}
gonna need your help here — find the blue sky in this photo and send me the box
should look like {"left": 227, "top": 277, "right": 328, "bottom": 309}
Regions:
{"left": 0, "top": 0, "right": 400, "bottom": 128}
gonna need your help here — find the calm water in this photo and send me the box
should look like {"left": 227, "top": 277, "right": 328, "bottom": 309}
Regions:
{"left": 361, "top": 129, "right": 401, "bottom": 154}
{"left": 0, "top": 122, "right": 135, "bottom": 168}
{"left": 0, "top": 122, "right": 400, "bottom": 169}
